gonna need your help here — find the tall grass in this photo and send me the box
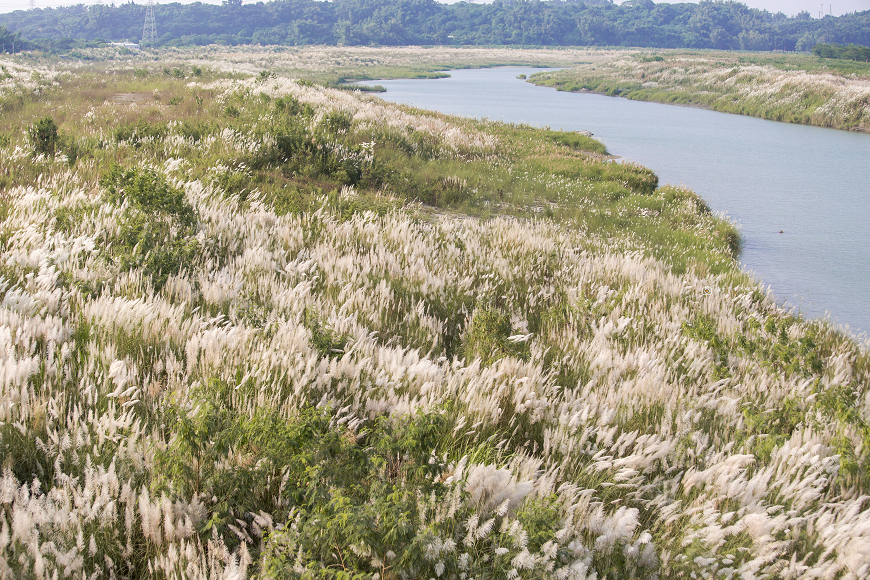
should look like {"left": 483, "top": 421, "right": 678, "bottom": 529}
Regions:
{"left": 0, "top": 50, "right": 868, "bottom": 579}
{"left": 533, "top": 49, "right": 870, "bottom": 132}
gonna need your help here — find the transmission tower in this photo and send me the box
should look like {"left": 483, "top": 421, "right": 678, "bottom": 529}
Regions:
{"left": 142, "top": 0, "right": 157, "bottom": 45}
{"left": 28, "top": 0, "right": 35, "bottom": 10}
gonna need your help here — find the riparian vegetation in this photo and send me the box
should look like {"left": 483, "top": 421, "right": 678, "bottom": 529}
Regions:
{"left": 1, "top": 49, "right": 869, "bottom": 580}
{"left": 532, "top": 50, "right": 870, "bottom": 132}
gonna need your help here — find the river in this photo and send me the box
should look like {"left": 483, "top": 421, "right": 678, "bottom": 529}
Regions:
{"left": 356, "top": 67, "right": 870, "bottom": 338}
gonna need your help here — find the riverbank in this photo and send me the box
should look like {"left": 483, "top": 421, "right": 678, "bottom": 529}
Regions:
{"left": 2, "top": 51, "right": 870, "bottom": 579}
{"left": 530, "top": 50, "right": 870, "bottom": 132}
{"left": 30, "top": 44, "right": 616, "bottom": 84}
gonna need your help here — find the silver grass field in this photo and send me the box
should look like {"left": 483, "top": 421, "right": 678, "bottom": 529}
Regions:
{"left": 1, "top": 48, "right": 869, "bottom": 580}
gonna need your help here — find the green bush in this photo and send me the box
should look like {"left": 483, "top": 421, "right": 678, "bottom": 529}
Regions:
{"left": 29, "top": 116, "right": 60, "bottom": 156}
{"left": 114, "top": 119, "right": 168, "bottom": 146}
{"left": 28, "top": 116, "right": 85, "bottom": 164}
{"left": 545, "top": 129, "right": 608, "bottom": 155}
{"left": 100, "top": 165, "right": 199, "bottom": 289}
{"left": 303, "top": 307, "right": 349, "bottom": 359}
{"left": 155, "top": 395, "right": 451, "bottom": 571}
{"left": 260, "top": 410, "right": 452, "bottom": 578}
{"left": 463, "top": 308, "right": 529, "bottom": 365}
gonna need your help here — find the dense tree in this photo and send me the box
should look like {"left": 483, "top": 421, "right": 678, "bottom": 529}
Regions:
{"left": 0, "top": 0, "right": 868, "bottom": 51}
{"left": 0, "top": 24, "right": 31, "bottom": 52}
{"left": 813, "top": 41, "right": 870, "bottom": 62}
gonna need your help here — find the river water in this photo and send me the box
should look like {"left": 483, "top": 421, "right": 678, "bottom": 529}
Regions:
{"left": 357, "top": 67, "right": 870, "bottom": 338}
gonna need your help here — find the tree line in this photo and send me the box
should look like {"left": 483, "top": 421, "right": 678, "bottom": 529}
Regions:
{"left": 0, "top": 25, "right": 33, "bottom": 52}
{"left": 812, "top": 42, "right": 870, "bottom": 62}
{"left": 0, "top": 0, "right": 868, "bottom": 52}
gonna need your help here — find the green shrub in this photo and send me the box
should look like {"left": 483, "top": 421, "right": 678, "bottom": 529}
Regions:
{"left": 260, "top": 410, "right": 453, "bottom": 578}
{"left": 100, "top": 165, "right": 198, "bottom": 289}
{"left": 114, "top": 119, "right": 168, "bottom": 146}
{"left": 28, "top": 116, "right": 60, "bottom": 156}
{"left": 274, "top": 95, "right": 313, "bottom": 117}
{"left": 320, "top": 110, "right": 353, "bottom": 134}
{"left": 176, "top": 120, "right": 211, "bottom": 142}
{"left": 464, "top": 308, "right": 529, "bottom": 365}
{"left": 303, "top": 307, "right": 349, "bottom": 359}
{"left": 101, "top": 164, "right": 196, "bottom": 224}
{"left": 155, "top": 395, "right": 451, "bottom": 570}
{"left": 545, "top": 129, "right": 608, "bottom": 155}
{"left": 28, "top": 116, "right": 84, "bottom": 164}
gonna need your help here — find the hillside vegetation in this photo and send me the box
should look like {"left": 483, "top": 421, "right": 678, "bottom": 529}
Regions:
{"left": 1, "top": 51, "right": 870, "bottom": 579}
{"left": 0, "top": 0, "right": 869, "bottom": 52}
{"left": 531, "top": 50, "right": 870, "bottom": 132}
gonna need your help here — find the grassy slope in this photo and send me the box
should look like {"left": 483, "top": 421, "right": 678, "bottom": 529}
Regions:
{"left": 1, "top": 50, "right": 869, "bottom": 579}
{"left": 531, "top": 50, "right": 870, "bottom": 132}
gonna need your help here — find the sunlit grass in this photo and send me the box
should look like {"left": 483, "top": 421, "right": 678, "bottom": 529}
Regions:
{"left": 1, "top": 48, "right": 869, "bottom": 580}
{"left": 533, "top": 49, "right": 870, "bottom": 132}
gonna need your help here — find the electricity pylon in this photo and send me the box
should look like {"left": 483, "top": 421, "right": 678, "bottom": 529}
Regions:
{"left": 142, "top": 0, "right": 157, "bottom": 45}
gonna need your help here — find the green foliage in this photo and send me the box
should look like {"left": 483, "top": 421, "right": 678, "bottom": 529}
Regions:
{"left": 27, "top": 116, "right": 84, "bottom": 164}
{"left": 156, "top": 393, "right": 452, "bottom": 574}
{"left": 28, "top": 116, "right": 60, "bottom": 157}
{"left": 303, "top": 307, "right": 349, "bottom": 360}
{"left": 260, "top": 411, "right": 468, "bottom": 579}
{"left": 516, "top": 495, "right": 561, "bottom": 553}
{"left": 813, "top": 42, "right": 870, "bottom": 62}
{"left": 274, "top": 95, "right": 313, "bottom": 117}
{"left": 464, "top": 308, "right": 529, "bottom": 365}
{"left": 100, "top": 165, "right": 198, "bottom": 290}
{"left": 114, "top": 119, "right": 168, "bottom": 146}
{"left": 176, "top": 119, "right": 212, "bottom": 142}
{"left": 3, "top": 0, "right": 870, "bottom": 51}
{"left": 101, "top": 164, "right": 196, "bottom": 225}
{"left": 741, "top": 398, "right": 805, "bottom": 462}
{"left": 0, "top": 25, "right": 30, "bottom": 53}
{"left": 545, "top": 129, "right": 608, "bottom": 156}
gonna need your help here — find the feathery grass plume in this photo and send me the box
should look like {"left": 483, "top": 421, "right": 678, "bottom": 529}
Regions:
{"left": 0, "top": 48, "right": 868, "bottom": 580}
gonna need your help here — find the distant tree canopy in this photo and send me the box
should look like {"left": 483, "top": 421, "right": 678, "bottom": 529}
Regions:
{"left": 1, "top": 0, "right": 869, "bottom": 51}
{"left": 0, "top": 24, "right": 33, "bottom": 52}
{"left": 813, "top": 42, "right": 870, "bottom": 61}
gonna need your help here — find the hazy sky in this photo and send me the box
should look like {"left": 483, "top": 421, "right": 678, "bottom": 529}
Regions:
{"left": 0, "top": 0, "right": 867, "bottom": 18}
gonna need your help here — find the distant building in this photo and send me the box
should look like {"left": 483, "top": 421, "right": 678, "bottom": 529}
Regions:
{"left": 110, "top": 42, "right": 140, "bottom": 49}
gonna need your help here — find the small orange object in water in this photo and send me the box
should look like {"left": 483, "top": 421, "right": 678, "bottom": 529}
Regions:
{"left": 779, "top": 230, "right": 784, "bottom": 233}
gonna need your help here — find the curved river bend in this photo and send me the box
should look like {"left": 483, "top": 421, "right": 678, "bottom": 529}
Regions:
{"left": 358, "top": 67, "right": 870, "bottom": 337}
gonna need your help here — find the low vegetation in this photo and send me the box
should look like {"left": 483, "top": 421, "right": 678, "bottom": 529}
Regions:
{"left": 1, "top": 50, "right": 869, "bottom": 580}
{"left": 532, "top": 49, "right": 870, "bottom": 132}
{"left": 813, "top": 42, "right": 870, "bottom": 62}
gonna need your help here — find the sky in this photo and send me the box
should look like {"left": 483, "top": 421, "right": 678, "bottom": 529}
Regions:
{"left": 0, "top": 0, "right": 868, "bottom": 18}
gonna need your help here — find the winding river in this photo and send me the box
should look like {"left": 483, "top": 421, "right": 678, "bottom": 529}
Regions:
{"left": 358, "top": 67, "right": 870, "bottom": 338}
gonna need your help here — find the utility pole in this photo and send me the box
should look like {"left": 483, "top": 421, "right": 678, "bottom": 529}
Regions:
{"left": 142, "top": 0, "right": 157, "bottom": 45}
